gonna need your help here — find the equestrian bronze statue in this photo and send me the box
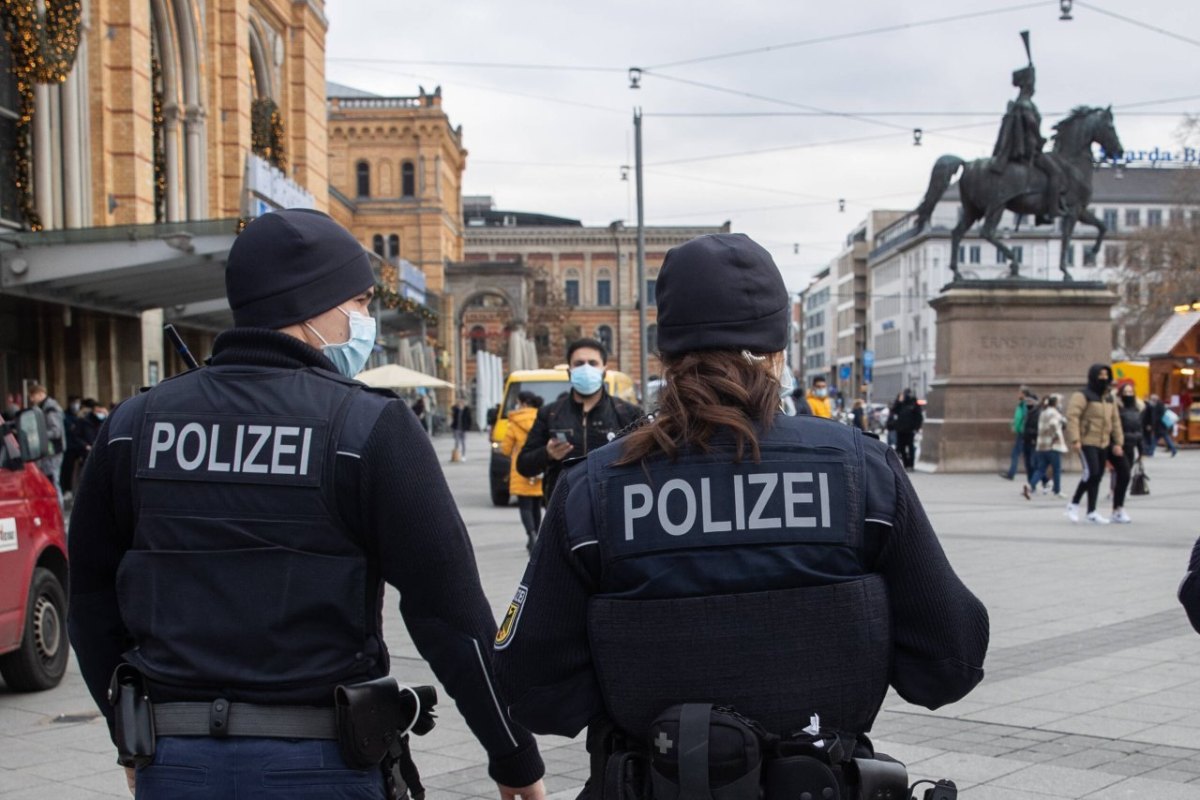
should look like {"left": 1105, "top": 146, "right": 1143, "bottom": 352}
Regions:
{"left": 914, "top": 32, "right": 1124, "bottom": 281}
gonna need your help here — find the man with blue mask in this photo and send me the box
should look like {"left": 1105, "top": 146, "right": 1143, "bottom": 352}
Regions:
{"left": 67, "top": 209, "right": 546, "bottom": 800}
{"left": 517, "top": 338, "right": 642, "bottom": 503}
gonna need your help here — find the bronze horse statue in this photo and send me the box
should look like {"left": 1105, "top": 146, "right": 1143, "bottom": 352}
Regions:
{"left": 914, "top": 106, "right": 1124, "bottom": 281}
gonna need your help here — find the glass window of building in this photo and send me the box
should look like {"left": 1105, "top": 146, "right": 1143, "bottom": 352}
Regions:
{"left": 565, "top": 278, "right": 580, "bottom": 307}
{"left": 969, "top": 246, "right": 981, "bottom": 264}
{"left": 1147, "top": 209, "right": 1162, "bottom": 228}
{"left": 645, "top": 278, "right": 657, "bottom": 305}
{"left": 356, "top": 161, "right": 370, "bottom": 197}
{"left": 372, "top": 235, "right": 385, "bottom": 257}
{"left": 1104, "top": 244, "right": 1121, "bottom": 267}
{"left": 597, "top": 325, "right": 613, "bottom": 355}
{"left": 596, "top": 272, "right": 612, "bottom": 306}
{"left": 647, "top": 324, "right": 658, "bottom": 355}
{"left": 1103, "top": 208, "right": 1118, "bottom": 231}
{"left": 1125, "top": 208, "right": 1140, "bottom": 228}
{"left": 469, "top": 325, "right": 486, "bottom": 355}
{"left": 388, "top": 234, "right": 399, "bottom": 259}
{"left": 401, "top": 161, "right": 416, "bottom": 197}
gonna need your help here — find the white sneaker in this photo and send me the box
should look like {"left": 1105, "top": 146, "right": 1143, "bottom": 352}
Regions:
{"left": 1111, "top": 509, "right": 1132, "bottom": 524}
{"left": 1040, "top": 485, "right": 1050, "bottom": 495}
{"left": 1065, "top": 503, "right": 1080, "bottom": 523}
{"left": 1086, "top": 511, "right": 1110, "bottom": 525}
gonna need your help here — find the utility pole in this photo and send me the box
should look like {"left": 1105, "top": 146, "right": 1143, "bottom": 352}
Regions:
{"left": 634, "top": 107, "right": 648, "bottom": 404}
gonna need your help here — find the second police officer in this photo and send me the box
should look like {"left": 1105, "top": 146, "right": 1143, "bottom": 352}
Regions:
{"left": 494, "top": 233, "right": 990, "bottom": 799}
{"left": 68, "top": 210, "right": 546, "bottom": 800}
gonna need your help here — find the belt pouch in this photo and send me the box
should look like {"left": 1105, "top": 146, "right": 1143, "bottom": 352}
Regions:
{"left": 108, "top": 664, "right": 155, "bottom": 768}
{"left": 335, "top": 677, "right": 406, "bottom": 770}
{"left": 763, "top": 756, "right": 840, "bottom": 800}
{"left": 850, "top": 757, "right": 909, "bottom": 800}
{"left": 648, "top": 704, "right": 762, "bottom": 800}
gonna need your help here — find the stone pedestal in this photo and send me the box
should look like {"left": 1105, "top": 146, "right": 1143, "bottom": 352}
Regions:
{"left": 919, "top": 280, "right": 1118, "bottom": 473}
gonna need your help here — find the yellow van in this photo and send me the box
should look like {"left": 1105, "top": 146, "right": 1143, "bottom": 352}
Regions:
{"left": 488, "top": 367, "right": 636, "bottom": 505}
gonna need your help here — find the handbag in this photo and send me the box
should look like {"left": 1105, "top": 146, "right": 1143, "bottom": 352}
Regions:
{"left": 1130, "top": 461, "right": 1150, "bottom": 496}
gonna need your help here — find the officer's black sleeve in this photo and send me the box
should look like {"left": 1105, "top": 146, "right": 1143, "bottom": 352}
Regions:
{"left": 1179, "top": 537, "right": 1200, "bottom": 634}
{"left": 354, "top": 402, "right": 544, "bottom": 788}
{"left": 874, "top": 447, "right": 990, "bottom": 709}
{"left": 66, "top": 423, "right": 135, "bottom": 734}
{"left": 493, "top": 467, "right": 604, "bottom": 737}
{"left": 516, "top": 405, "right": 551, "bottom": 479}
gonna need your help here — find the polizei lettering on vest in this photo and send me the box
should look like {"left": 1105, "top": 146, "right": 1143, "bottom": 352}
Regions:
{"left": 623, "top": 471, "right": 833, "bottom": 541}
{"left": 147, "top": 421, "right": 315, "bottom": 476}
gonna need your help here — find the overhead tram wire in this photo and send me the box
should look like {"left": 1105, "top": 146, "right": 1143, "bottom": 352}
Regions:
{"left": 638, "top": 71, "right": 994, "bottom": 148}
{"left": 643, "top": 0, "right": 1051, "bottom": 70}
{"left": 327, "top": 57, "right": 624, "bottom": 73}
{"left": 1074, "top": 1, "right": 1200, "bottom": 51}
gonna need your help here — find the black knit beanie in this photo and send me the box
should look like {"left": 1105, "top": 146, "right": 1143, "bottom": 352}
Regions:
{"left": 655, "top": 233, "right": 790, "bottom": 356}
{"left": 226, "top": 209, "right": 375, "bottom": 329}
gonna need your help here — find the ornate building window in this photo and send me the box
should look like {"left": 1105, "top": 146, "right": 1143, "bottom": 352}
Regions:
{"left": 564, "top": 271, "right": 580, "bottom": 307}
{"left": 356, "top": 161, "right": 370, "bottom": 197}
{"left": 597, "top": 325, "right": 614, "bottom": 355}
{"left": 401, "top": 161, "right": 415, "bottom": 197}
{"left": 469, "top": 325, "right": 487, "bottom": 355}
{"left": 596, "top": 270, "right": 612, "bottom": 307}
{"left": 372, "top": 235, "right": 385, "bottom": 257}
{"left": 647, "top": 324, "right": 658, "bottom": 355}
{"left": 388, "top": 234, "right": 400, "bottom": 260}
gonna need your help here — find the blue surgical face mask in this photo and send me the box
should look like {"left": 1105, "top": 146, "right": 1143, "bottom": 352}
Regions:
{"left": 307, "top": 307, "right": 376, "bottom": 378}
{"left": 814, "top": 387, "right": 828, "bottom": 398}
{"left": 778, "top": 360, "right": 796, "bottom": 401}
{"left": 570, "top": 364, "right": 605, "bottom": 396}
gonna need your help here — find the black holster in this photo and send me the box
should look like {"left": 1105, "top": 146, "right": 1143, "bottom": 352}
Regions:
{"left": 333, "top": 678, "right": 437, "bottom": 800}
{"left": 108, "top": 664, "right": 156, "bottom": 769}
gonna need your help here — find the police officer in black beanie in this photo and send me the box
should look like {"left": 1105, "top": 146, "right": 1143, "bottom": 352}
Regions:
{"left": 68, "top": 210, "right": 546, "bottom": 800}
{"left": 493, "top": 233, "right": 988, "bottom": 799}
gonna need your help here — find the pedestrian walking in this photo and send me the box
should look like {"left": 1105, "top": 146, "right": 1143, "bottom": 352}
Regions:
{"left": 26, "top": 384, "right": 65, "bottom": 505}
{"left": 1142, "top": 394, "right": 1178, "bottom": 457}
{"left": 805, "top": 375, "right": 833, "bottom": 418}
{"left": 1024, "top": 394, "right": 1067, "bottom": 499}
{"left": 494, "top": 233, "right": 987, "bottom": 799}
{"left": 1180, "top": 536, "right": 1200, "bottom": 634}
{"left": 1064, "top": 364, "right": 1126, "bottom": 524}
{"left": 850, "top": 398, "right": 868, "bottom": 431}
{"left": 889, "top": 388, "right": 923, "bottom": 469}
{"left": 450, "top": 396, "right": 473, "bottom": 461}
{"left": 500, "top": 391, "right": 544, "bottom": 553}
{"left": 67, "top": 210, "right": 545, "bottom": 800}
{"left": 1001, "top": 386, "right": 1036, "bottom": 480}
{"left": 516, "top": 337, "right": 641, "bottom": 503}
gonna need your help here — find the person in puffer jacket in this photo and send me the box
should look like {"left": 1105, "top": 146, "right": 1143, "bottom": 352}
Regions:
{"left": 502, "top": 391, "right": 545, "bottom": 552}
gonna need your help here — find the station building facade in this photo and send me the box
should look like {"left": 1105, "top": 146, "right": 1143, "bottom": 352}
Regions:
{"left": 0, "top": 0, "right": 329, "bottom": 407}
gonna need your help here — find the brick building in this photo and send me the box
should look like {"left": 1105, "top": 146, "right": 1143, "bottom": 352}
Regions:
{"left": 461, "top": 198, "right": 728, "bottom": 387}
{"left": 0, "top": 0, "right": 329, "bottom": 407}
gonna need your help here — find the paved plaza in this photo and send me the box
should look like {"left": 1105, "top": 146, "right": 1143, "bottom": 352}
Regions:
{"left": 2, "top": 433, "right": 1198, "bottom": 799}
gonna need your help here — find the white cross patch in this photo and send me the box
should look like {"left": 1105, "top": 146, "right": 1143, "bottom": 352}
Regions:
{"left": 654, "top": 731, "right": 674, "bottom": 754}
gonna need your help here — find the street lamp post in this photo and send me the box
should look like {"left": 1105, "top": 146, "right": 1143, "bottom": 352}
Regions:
{"left": 634, "top": 107, "right": 648, "bottom": 403}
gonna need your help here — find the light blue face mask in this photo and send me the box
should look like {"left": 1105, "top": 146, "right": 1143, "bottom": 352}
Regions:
{"left": 570, "top": 364, "right": 605, "bottom": 396}
{"left": 307, "top": 307, "right": 376, "bottom": 378}
{"left": 778, "top": 360, "right": 796, "bottom": 400}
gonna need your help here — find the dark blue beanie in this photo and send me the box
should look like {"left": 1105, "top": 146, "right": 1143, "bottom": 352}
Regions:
{"left": 226, "top": 209, "right": 375, "bottom": 329}
{"left": 656, "top": 233, "right": 790, "bottom": 356}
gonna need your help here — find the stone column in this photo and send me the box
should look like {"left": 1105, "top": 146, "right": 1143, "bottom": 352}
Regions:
{"left": 184, "top": 105, "right": 205, "bottom": 220}
{"left": 919, "top": 280, "right": 1118, "bottom": 472}
{"left": 163, "top": 104, "right": 181, "bottom": 222}
{"left": 62, "top": 66, "right": 84, "bottom": 228}
{"left": 33, "top": 84, "right": 54, "bottom": 228}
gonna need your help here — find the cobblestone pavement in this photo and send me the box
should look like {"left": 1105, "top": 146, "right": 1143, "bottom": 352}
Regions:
{"left": 2, "top": 433, "right": 1197, "bottom": 799}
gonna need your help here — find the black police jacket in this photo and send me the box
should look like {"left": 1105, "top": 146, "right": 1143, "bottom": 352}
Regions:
{"left": 494, "top": 413, "right": 989, "bottom": 739}
{"left": 516, "top": 388, "right": 641, "bottom": 501}
{"left": 67, "top": 330, "right": 544, "bottom": 788}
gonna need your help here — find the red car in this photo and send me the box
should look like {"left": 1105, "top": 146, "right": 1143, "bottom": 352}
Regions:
{"left": 0, "top": 408, "right": 69, "bottom": 691}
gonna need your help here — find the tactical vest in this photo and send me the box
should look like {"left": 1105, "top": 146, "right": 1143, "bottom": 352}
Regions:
{"left": 106, "top": 363, "right": 393, "bottom": 698}
{"left": 582, "top": 415, "right": 896, "bottom": 739}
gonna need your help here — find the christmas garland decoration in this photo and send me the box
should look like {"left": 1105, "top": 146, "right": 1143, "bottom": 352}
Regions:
{"left": 0, "top": 0, "right": 83, "bottom": 231}
{"left": 251, "top": 97, "right": 286, "bottom": 171}
{"left": 376, "top": 282, "right": 438, "bottom": 322}
{"left": 152, "top": 51, "right": 165, "bottom": 223}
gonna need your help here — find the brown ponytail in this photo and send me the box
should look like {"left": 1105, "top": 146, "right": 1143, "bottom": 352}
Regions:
{"left": 615, "top": 349, "right": 780, "bottom": 466}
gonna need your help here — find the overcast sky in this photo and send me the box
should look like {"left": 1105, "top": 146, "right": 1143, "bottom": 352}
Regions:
{"left": 325, "top": 0, "right": 1200, "bottom": 291}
